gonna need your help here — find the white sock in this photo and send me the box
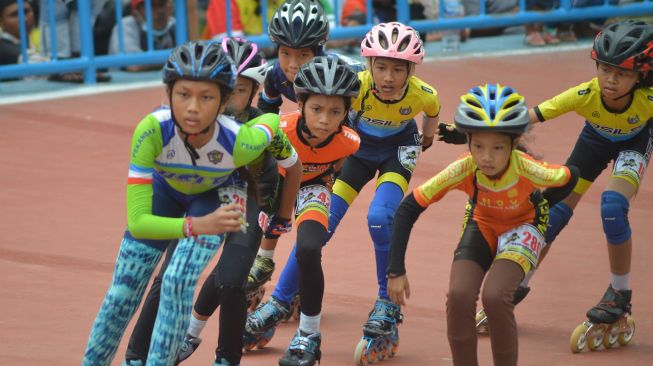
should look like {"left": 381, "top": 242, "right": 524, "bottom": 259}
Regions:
{"left": 611, "top": 273, "right": 630, "bottom": 291}
{"left": 520, "top": 270, "right": 535, "bottom": 287}
{"left": 299, "top": 312, "right": 321, "bottom": 335}
{"left": 257, "top": 248, "right": 275, "bottom": 259}
{"left": 186, "top": 315, "right": 207, "bottom": 338}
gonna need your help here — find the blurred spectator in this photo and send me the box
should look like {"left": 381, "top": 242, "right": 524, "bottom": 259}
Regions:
{"left": 203, "top": 0, "right": 244, "bottom": 38}
{"left": 108, "top": 0, "right": 175, "bottom": 71}
{"left": 524, "top": 0, "right": 560, "bottom": 46}
{"left": 0, "top": 0, "right": 45, "bottom": 65}
{"left": 462, "top": 0, "right": 518, "bottom": 37}
{"left": 39, "top": 0, "right": 111, "bottom": 82}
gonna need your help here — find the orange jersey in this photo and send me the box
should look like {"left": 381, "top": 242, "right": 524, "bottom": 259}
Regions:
{"left": 414, "top": 150, "right": 572, "bottom": 249}
{"left": 279, "top": 112, "right": 361, "bottom": 183}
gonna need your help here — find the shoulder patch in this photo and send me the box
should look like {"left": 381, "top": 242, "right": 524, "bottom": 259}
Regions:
{"left": 421, "top": 85, "right": 434, "bottom": 94}
{"left": 577, "top": 88, "right": 591, "bottom": 96}
{"left": 648, "top": 95, "right": 653, "bottom": 102}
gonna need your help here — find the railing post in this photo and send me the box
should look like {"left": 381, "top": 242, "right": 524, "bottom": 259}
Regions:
{"left": 176, "top": 0, "right": 189, "bottom": 44}
{"left": 17, "top": 0, "right": 28, "bottom": 64}
{"left": 115, "top": 0, "right": 125, "bottom": 54}
{"left": 396, "top": 0, "right": 410, "bottom": 24}
{"left": 77, "top": 0, "right": 96, "bottom": 83}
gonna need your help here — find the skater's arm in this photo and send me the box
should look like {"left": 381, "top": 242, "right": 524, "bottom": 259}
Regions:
{"left": 387, "top": 193, "right": 427, "bottom": 277}
{"left": 543, "top": 165, "right": 580, "bottom": 205}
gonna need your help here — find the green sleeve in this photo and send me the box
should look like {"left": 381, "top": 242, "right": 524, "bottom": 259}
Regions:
{"left": 126, "top": 116, "right": 185, "bottom": 239}
{"left": 233, "top": 113, "right": 280, "bottom": 167}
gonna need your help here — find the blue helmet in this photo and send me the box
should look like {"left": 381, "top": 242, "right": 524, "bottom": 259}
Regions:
{"left": 163, "top": 41, "right": 236, "bottom": 91}
{"left": 454, "top": 84, "right": 529, "bottom": 136}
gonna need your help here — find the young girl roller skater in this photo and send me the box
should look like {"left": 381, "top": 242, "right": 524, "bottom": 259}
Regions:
{"left": 528, "top": 20, "right": 653, "bottom": 352}
{"left": 387, "top": 84, "right": 579, "bottom": 366}
{"left": 81, "top": 40, "right": 284, "bottom": 366}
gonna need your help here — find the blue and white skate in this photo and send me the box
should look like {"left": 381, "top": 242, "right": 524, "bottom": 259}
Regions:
{"left": 243, "top": 296, "right": 291, "bottom": 351}
{"left": 354, "top": 298, "right": 402, "bottom": 365}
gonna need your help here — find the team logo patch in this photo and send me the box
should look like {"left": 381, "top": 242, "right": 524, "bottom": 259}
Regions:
{"left": 167, "top": 149, "right": 175, "bottom": 159}
{"left": 398, "top": 145, "right": 420, "bottom": 172}
{"left": 421, "top": 85, "right": 433, "bottom": 94}
{"left": 627, "top": 115, "right": 640, "bottom": 125}
{"left": 578, "top": 88, "right": 590, "bottom": 96}
{"left": 207, "top": 150, "right": 223, "bottom": 164}
{"left": 592, "top": 111, "right": 600, "bottom": 119}
{"left": 365, "top": 104, "right": 373, "bottom": 111}
{"left": 399, "top": 106, "right": 412, "bottom": 115}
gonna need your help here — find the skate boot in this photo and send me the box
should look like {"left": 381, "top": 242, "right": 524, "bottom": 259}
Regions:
{"left": 353, "top": 298, "right": 402, "bottom": 365}
{"left": 476, "top": 286, "right": 531, "bottom": 335}
{"left": 173, "top": 334, "right": 201, "bottom": 365}
{"left": 213, "top": 351, "right": 239, "bottom": 366}
{"left": 278, "top": 330, "right": 321, "bottom": 366}
{"left": 283, "top": 293, "right": 301, "bottom": 322}
{"left": 569, "top": 285, "right": 635, "bottom": 353}
{"left": 245, "top": 255, "right": 275, "bottom": 310}
{"left": 243, "top": 296, "right": 291, "bottom": 351}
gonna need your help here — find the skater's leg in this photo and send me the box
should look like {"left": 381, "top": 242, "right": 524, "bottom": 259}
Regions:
{"left": 481, "top": 260, "right": 523, "bottom": 366}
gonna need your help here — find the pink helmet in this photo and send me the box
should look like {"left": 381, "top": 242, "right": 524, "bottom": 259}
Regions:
{"left": 361, "top": 22, "right": 424, "bottom": 64}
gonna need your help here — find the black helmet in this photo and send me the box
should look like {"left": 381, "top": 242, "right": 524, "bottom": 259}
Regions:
{"left": 454, "top": 84, "right": 529, "bottom": 136}
{"left": 221, "top": 37, "right": 269, "bottom": 85}
{"left": 294, "top": 55, "right": 361, "bottom": 98}
{"left": 269, "top": 0, "right": 330, "bottom": 49}
{"left": 591, "top": 20, "right": 653, "bottom": 72}
{"left": 163, "top": 41, "right": 237, "bottom": 90}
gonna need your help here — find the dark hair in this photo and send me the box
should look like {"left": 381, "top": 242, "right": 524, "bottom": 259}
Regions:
{"left": 297, "top": 92, "right": 352, "bottom": 112}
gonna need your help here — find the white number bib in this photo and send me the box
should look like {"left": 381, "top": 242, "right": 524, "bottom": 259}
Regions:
{"left": 295, "top": 184, "right": 331, "bottom": 215}
{"left": 496, "top": 224, "right": 546, "bottom": 274}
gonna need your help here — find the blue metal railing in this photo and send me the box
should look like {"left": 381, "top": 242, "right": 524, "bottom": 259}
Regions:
{"left": 1, "top": 0, "right": 652, "bottom": 83}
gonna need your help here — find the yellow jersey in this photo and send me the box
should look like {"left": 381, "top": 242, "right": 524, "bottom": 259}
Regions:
{"left": 350, "top": 70, "right": 440, "bottom": 138}
{"left": 535, "top": 78, "right": 653, "bottom": 142}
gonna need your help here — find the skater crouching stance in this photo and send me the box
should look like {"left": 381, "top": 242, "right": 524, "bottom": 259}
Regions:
{"left": 526, "top": 20, "right": 653, "bottom": 352}
{"left": 387, "top": 84, "right": 579, "bottom": 366}
{"left": 120, "top": 38, "right": 302, "bottom": 366}
{"left": 81, "top": 41, "right": 284, "bottom": 366}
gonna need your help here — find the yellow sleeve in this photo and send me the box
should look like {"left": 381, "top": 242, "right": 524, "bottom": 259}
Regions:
{"left": 535, "top": 79, "right": 596, "bottom": 122}
{"left": 414, "top": 78, "right": 440, "bottom": 118}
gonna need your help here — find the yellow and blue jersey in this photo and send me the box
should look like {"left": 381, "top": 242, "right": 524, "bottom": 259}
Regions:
{"left": 534, "top": 78, "right": 653, "bottom": 142}
{"left": 350, "top": 70, "right": 440, "bottom": 138}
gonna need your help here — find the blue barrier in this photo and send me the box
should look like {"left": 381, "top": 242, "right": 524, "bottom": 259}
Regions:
{"left": 1, "top": 0, "right": 652, "bottom": 83}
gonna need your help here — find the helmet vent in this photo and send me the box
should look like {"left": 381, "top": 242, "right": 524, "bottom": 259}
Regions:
{"left": 467, "top": 98, "right": 481, "bottom": 109}
{"left": 180, "top": 51, "right": 189, "bottom": 64}
{"left": 398, "top": 36, "right": 410, "bottom": 52}
{"left": 504, "top": 100, "right": 518, "bottom": 109}
{"left": 504, "top": 112, "right": 518, "bottom": 121}
{"left": 195, "top": 44, "right": 204, "bottom": 59}
{"left": 467, "top": 111, "right": 482, "bottom": 120}
{"left": 379, "top": 32, "right": 389, "bottom": 49}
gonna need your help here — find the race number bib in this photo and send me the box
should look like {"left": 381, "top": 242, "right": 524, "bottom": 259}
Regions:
{"left": 218, "top": 186, "right": 248, "bottom": 233}
{"left": 496, "top": 224, "right": 546, "bottom": 274}
{"left": 295, "top": 184, "right": 331, "bottom": 216}
{"left": 398, "top": 145, "right": 420, "bottom": 173}
{"left": 613, "top": 150, "right": 647, "bottom": 186}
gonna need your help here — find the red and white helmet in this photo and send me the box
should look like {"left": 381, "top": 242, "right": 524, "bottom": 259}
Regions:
{"left": 361, "top": 22, "right": 424, "bottom": 64}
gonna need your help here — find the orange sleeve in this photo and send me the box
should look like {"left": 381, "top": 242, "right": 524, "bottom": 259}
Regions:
{"left": 413, "top": 155, "right": 474, "bottom": 207}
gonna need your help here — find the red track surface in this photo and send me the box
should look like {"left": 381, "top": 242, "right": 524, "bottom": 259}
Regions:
{"left": 1, "top": 49, "right": 651, "bottom": 365}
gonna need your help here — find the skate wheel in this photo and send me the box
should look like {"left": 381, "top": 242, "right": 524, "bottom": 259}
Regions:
{"left": 475, "top": 309, "right": 489, "bottom": 335}
{"left": 354, "top": 339, "right": 369, "bottom": 366}
{"left": 617, "top": 316, "right": 635, "bottom": 346}
{"left": 376, "top": 341, "right": 387, "bottom": 361}
{"left": 586, "top": 326, "right": 603, "bottom": 352}
{"left": 569, "top": 323, "right": 589, "bottom": 353}
{"left": 243, "top": 342, "right": 256, "bottom": 352}
{"left": 602, "top": 323, "right": 619, "bottom": 349}
{"left": 388, "top": 340, "right": 398, "bottom": 358}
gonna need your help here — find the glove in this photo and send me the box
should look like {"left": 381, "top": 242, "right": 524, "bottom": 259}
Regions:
{"left": 260, "top": 213, "right": 292, "bottom": 239}
{"left": 437, "top": 123, "right": 467, "bottom": 145}
{"left": 420, "top": 133, "right": 434, "bottom": 152}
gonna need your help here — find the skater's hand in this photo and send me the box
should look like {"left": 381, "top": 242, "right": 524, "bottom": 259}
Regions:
{"left": 437, "top": 123, "right": 467, "bottom": 145}
{"left": 388, "top": 274, "right": 410, "bottom": 306}
{"left": 193, "top": 204, "right": 244, "bottom": 235}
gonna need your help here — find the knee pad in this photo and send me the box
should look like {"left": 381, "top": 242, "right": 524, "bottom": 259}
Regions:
{"left": 545, "top": 202, "right": 574, "bottom": 244}
{"left": 367, "top": 181, "right": 404, "bottom": 249}
{"left": 601, "top": 191, "right": 631, "bottom": 244}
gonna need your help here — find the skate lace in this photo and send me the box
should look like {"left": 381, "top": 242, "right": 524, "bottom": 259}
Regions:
{"left": 288, "top": 333, "right": 320, "bottom": 355}
{"left": 367, "top": 299, "right": 402, "bottom": 326}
